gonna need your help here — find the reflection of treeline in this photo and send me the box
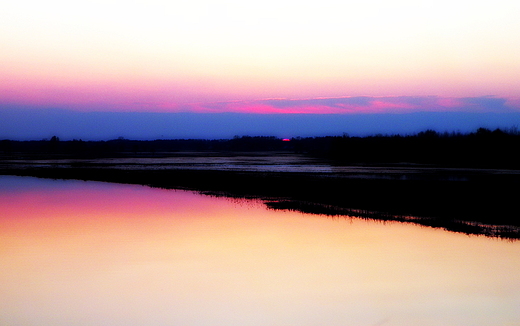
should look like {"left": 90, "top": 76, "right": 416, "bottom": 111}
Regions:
{"left": 2, "top": 128, "right": 520, "bottom": 168}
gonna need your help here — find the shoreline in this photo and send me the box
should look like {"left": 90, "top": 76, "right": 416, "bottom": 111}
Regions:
{"left": 2, "top": 158, "right": 519, "bottom": 239}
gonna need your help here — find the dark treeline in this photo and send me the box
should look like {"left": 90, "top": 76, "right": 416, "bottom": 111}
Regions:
{"left": 0, "top": 136, "right": 291, "bottom": 157}
{"left": 292, "top": 127, "right": 520, "bottom": 168}
{"left": 2, "top": 127, "right": 520, "bottom": 168}
{"left": 3, "top": 128, "right": 520, "bottom": 236}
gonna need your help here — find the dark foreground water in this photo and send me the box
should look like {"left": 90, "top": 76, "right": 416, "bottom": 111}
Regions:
{"left": 1, "top": 176, "right": 519, "bottom": 326}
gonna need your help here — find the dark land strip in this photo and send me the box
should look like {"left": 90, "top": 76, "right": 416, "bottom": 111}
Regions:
{"left": 2, "top": 160, "right": 520, "bottom": 239}
{"left": 3, "top": 128, "right": 520, "bottom": 238}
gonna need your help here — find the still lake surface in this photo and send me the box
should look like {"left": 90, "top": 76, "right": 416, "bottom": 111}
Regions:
{"left": 1, "top": 175, "right": 519, "bottom": 326}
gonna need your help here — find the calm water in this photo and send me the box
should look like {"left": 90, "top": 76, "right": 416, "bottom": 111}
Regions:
{"left": 1, "top": 176, "right": 519, "bottom": 326}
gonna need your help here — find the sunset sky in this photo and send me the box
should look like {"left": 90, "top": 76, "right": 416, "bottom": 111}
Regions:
{"left": 1, "top": 0, "right": 520, "bottom": 139}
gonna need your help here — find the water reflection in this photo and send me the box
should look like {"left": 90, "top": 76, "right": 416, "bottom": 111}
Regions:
{"left": 1, "top": 176, "right": 519, "bottom": 326}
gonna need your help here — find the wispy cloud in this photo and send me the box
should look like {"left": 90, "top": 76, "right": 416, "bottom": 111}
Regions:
{"left": 145, "top": 96, "right": 519, "bottom": 114}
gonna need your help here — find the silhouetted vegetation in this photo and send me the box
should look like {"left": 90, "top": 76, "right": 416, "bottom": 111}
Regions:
{"left": 2, "top": 166, "right": 519, "bottom": 239}
{"left": 2, "top": 128, "right": 520, "bottom": 168}
{"left": 265, "top": 200, "right": 520, "bottom": 239}
{"left": 2, "top": 128, "right": 520, "bottom": 239}
{"left": 292, "top": 127, "right": 520, "bottom": 169}
{"left": 0, "top": 136, "right": 291, "bottom": 158}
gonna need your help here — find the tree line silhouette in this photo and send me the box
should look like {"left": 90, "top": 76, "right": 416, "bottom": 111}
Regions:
{"left": 0, "top": 136, "right": 289, "bottom": 156}
{"left": 2, "top": 128, "right": 520, "bottom": 236}
{"left": 2, "top": 127, "right": 520, "bottom": 168}
{"left": 294, "top": 127, "right": 520, "bottom": 168}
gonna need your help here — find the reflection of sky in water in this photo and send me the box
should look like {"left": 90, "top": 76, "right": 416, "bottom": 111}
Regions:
{"left": 1, "top": 176, "right": 520, "bottom": 326}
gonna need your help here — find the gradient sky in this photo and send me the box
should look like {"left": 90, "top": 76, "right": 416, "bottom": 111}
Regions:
{"left": 1, "top": 0, "right": 520, "bottom": 138}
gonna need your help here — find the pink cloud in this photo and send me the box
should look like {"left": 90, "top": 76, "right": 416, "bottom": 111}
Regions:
{"left": 2, "top": 87, "right": 519, "bottom": 114}
{"left": 177, "top": 96, "right": 518, "bottom": 114}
